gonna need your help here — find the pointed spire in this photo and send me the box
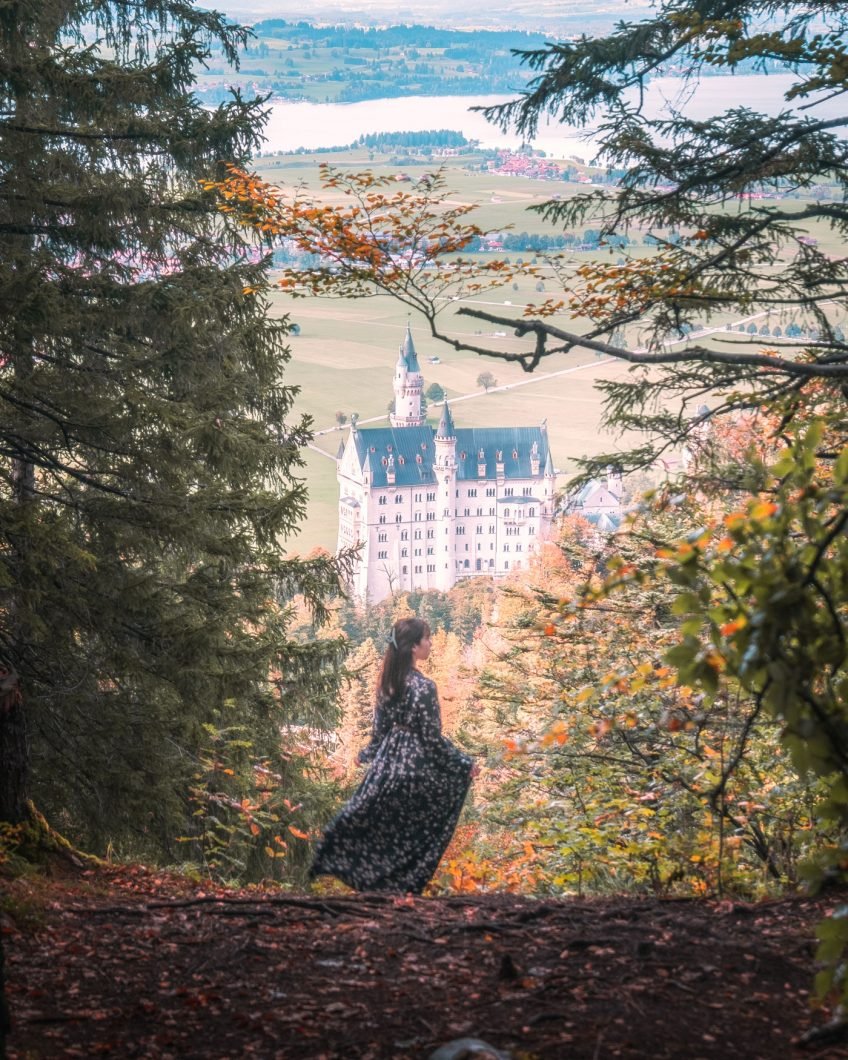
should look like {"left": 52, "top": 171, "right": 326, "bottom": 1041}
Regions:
{"left": 401, "top": 322, "right": 421, "bottom": 373}
{"left": 544, "top": 448, "right": 555, "bottom": 476}
{"left": 336, "top": 438, "right": 345, "bottom": 460}
{"left": 436, "top": 401, "right": 455, "bottom": 439}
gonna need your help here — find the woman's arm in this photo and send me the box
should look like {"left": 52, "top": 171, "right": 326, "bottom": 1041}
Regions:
{"left": 416, "top": 676, "right": 473, "bottom": 771}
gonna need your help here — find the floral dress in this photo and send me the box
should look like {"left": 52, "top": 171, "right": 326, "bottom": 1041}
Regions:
{"left": 309, "top": 669, "right": 473, "bottom": 895}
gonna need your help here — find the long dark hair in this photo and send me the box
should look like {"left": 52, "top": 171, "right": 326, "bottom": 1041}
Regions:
{"left": 378, "top": 617, "right": 430, "bottom": 700}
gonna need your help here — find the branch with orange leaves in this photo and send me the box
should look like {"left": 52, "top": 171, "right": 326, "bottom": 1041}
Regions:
{"left": 204, "top": 162, "right": 530, "bottom": 321}
{"left": 204, "top": 163, "right": 848, "bottom": 382}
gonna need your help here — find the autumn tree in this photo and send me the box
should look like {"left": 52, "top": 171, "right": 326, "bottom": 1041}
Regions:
{"left": 0, "top": 0, "right": 348, "bottom": 864}
{"left": 334, "top": 638, "right": 383, "bottom": 780}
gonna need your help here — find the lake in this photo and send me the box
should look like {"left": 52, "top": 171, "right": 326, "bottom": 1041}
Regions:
{"left": 260, "top": 74, "right": 847, "bottom": 158}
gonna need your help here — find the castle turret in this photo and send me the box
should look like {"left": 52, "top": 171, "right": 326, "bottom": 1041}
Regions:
{"left": 390, "top": 323, "right": 425, "bottom": 427}
{"left": 434, "top": 402, "right": 457, "bottom": 591}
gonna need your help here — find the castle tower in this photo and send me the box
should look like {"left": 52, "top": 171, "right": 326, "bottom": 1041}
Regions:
{"left": 390, "top": 323, "right": 425, "bottom": 427}
{"left": 434, "top": 402, "right": 457, "bottom": 591}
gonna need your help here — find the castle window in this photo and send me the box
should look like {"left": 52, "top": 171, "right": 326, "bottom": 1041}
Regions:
{"left": 504, "top": 508, "right": 510, "bottom": 517}
{"left": 387, "top": 444, "right": 393, "bottom": 453}
{"left": 395, "top": 494, "right": 402, "bottom": 503}
{"left": 415, "top": 511, "right": 421, "bottom": 521}
{"left": 516, "top": 543, "right": 523, "bottom": 551}
{"left": 398, "top": 455, "right": 405, "bottom": 465}
{"left": 420, "top": 443, "right": 428, "bottom": 451}
{"left": 416, "top": 455, "right": 422, "bottom": 464}
{"left": 427, "top": 529, "right": 434, "bottom": 539}
{"left": 414, "top": 529, "right": 422, "bottom": 540}
{"left": 477, "top": 507, "right": 483, "bottom": 516}
{"left": 415, "top": 548, "right": 422, "bottom": 556}
{"left": 512, "top": 450, "right": 518, "bottom": 460}
{"left": 381, "top": 457, "right": 387, "bottom": 466}
{"left": 486, "top": 488, "right": 495, "bottom": 497}
{"left": 378, "top": 532, "right": 387, "bottom": 542}
{"left": 402, "top": 565, "right": 408, "bottom": 574}
{"left": 464, "top": 560, "right": 470, "bottom": 569}
{"left": 370, "top": 446, "right": 376, "bottom": 453}
{"left": 426, "top": 512, "right": 435, "bottom": 521}
{"left": 476, "top": 526, "right": 482, "bottom": 534}
{"left": 378, "top": 550, "right": 387, "bottom": 559}
{"left": 503, "top": 543, "right": 510, "bottom": 552}
{"left": 427, "top": 547, "right": 434, "bottom": 555}
{"left": 467, "top": 488, "right": 477, "bottom": 497}
{"left": 529, "top": 508, "right": 535, "bottom": 517}
{"left": 427, "top": 564, "right": 435, "bottom": 573}
{"left": 379, "top": 514, "right": 386, "bottom": 524}
{"left": 460, "top": 451, "right": 466, "bottom": 460}
{"left": 395, "top": 513, "right": 402, "bottom": 522}
{"left": 379, "top": 495, "right": 387, "bottom": 505}
{"left": 401, "top": 547, "right": 408, "bottom": 557}
{"left": 524, "top": 487, "right": 532, "bottom": 496}
{"left": 415, "top": 565, "right": 422, "bottom": 574}
{"left": 401, "top": 530, "right": 409, "bottom": 540}
{"left": 464, "top": 508, "right": 470, "bottom": 516}
{"left": 505, "top": 487, "right": 514, "bottom": 496}
{"left": 427, "top": 491, "right": 436, "bottom": 501}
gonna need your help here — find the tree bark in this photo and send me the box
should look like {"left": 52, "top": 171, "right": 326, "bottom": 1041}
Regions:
{"left": 0, "top": 670, "right": 28, "bottom": 824}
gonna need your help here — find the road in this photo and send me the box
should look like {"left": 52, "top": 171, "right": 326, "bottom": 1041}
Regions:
{"left": 308, "top": 307, "right": 782, "bottom": 460}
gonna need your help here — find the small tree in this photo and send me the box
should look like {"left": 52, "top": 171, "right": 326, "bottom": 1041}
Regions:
{"left": 477, "top": 371, "right": 497, "bottom": 392}
{"left": 335, "top": 410, "right": 348, "bottom": 427}
{"left": 426, "top": 382, "right": 445, "bottom": 402}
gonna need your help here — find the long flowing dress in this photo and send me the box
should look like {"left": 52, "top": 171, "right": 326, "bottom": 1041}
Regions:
{"left": 309, "top": 669, "right": 473, "bottom": 895}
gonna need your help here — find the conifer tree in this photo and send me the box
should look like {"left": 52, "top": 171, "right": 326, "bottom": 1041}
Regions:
{"left": 0, "top": 0, "right": 347, "bottom": 857}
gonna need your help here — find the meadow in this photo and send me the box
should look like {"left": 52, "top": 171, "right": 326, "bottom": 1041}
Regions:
{"left": 258, "top": 150, "right": 843, "bottom": 555}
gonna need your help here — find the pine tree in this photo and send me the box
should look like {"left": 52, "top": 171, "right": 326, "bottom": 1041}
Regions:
{"left": 0, "top": 0, "right": 347, "bottom": 857}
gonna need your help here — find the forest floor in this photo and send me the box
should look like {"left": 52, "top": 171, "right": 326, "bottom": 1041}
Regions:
{"left": 3, "top": 864, "right": 848, "bottom": 1060}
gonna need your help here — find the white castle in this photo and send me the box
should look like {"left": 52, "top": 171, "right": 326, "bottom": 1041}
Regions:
{"left": 336, "top": 326, "right": 557, "bottom": 602}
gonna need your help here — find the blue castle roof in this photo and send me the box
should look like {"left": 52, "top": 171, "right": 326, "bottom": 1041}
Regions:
{"left": 349, "top": 421, "right": 551, "bottom": 489}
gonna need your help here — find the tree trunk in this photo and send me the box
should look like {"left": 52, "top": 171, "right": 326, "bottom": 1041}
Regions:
{"left": 0, "top": 672, "right": 28, "bottom": 823}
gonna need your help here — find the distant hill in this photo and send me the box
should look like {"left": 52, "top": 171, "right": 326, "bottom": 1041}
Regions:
{"left": 215, "top": 1, "right": 654, "bottom": 35}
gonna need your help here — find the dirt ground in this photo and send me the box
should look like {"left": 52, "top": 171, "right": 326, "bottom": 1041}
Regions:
{"left": 3, "top": 865, "right": 848, "bottom": 1059}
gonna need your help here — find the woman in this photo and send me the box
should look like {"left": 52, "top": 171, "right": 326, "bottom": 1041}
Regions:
{"left": 310, "top": 617, "right": 477, "bottom": 895}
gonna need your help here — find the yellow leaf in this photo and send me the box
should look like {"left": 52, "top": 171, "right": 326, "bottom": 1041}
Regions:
{"left": 751, "top": 501, "right": 778, "bottom": 520}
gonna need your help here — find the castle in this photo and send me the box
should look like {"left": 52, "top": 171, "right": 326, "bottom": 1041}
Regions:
{"left": 336, "top": 326, "right": 557, "bottom": 602}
